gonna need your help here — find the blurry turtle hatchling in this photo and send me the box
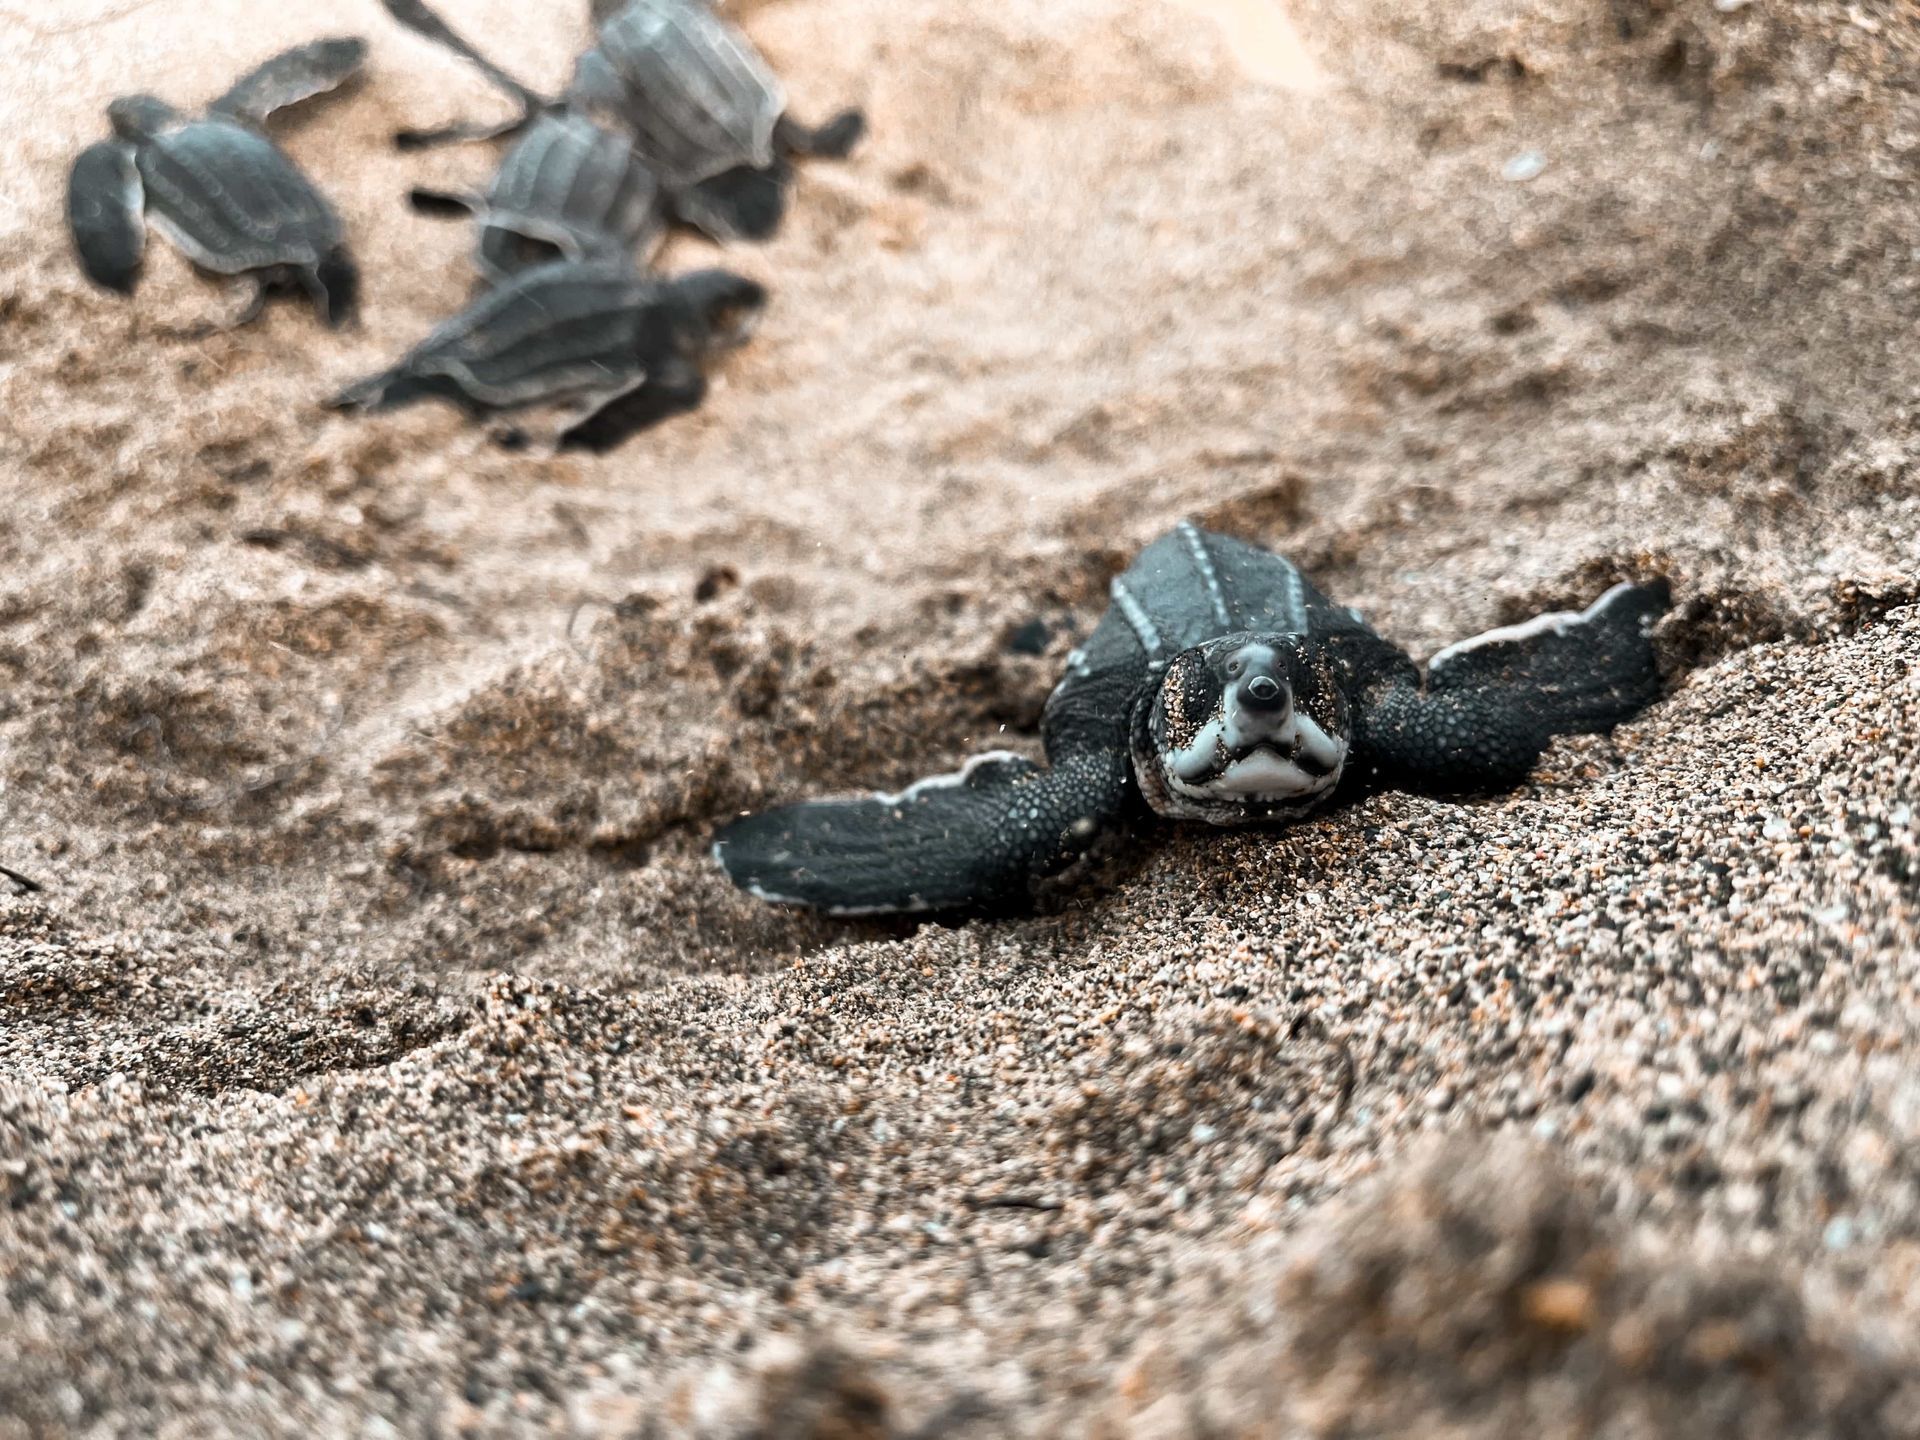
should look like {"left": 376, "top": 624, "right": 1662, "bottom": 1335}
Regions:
{"left": 377, "top": 0, "right": 666, "bottom": 283}
{"left": 66, "top": 36, "right": 366, "bottom": 327}
{"left": 382, "top": 0, "right": 864, "bottom": 242}
{"left": 326, "top": 257, "right": 765, "bottom": 450}
{"left": 714, "top": 523, "right": 1673, "bottom": 914}
{"left": 409, "top": 110, "right": 667, "bottom": 285}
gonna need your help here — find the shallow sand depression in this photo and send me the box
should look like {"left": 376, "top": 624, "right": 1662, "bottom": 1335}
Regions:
{"left": 3, "top": 0, "right": 1920, "bottom": 1434}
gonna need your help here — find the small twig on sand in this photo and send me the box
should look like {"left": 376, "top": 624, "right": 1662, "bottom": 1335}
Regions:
{"left": 0, "top": 862, "right": 44, "bottom": 894}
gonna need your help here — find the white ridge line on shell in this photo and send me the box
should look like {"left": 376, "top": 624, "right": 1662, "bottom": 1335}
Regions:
{"left": 1277, "top": 562, "right": 1307, "bottom": 633}
{"left": 1177, "top": 520, "right": 1233, "bottom": 631}
{"left": 1110, "top": 578, "right": 1165, "bottom": 658}
{"left": 1426, "top": 581, "right": 1644, "bottom": 674}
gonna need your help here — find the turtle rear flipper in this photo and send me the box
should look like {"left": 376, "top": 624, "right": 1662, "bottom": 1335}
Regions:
{"left": 1355, "top": 579, "right": 1671, "bottom": 790}
{"left": 208, "top": 36, "right": 367, "bottom": 125}
{"left": 712, "top": 750, "right": 1130, "bottom": 915}
{"left": 68, "top": 141, "right": 146, "bottom": 295}
{"left": 775, "top": 109, "right": 866, "bottom": 160}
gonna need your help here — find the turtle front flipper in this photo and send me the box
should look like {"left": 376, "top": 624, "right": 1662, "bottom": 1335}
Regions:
{"left": 207, "top": 36, "right": 367, "bottom": 125}
{"left": 670, "top": 164, "right": 788, "bottom": 242}
{"left": 559, "top": 357, "right": 707, "bottom": 453}
{"left": 1354, "top": 579, "right": 1671, "bottom": 790}
{"left": 713, "top": 749, "right": 1131, "bottom": 915}
{"left": 67, "top": 141, "right": 146, "bottom": 295}
{"left": 380, "top": 0, "right": 542, "bottom": 147}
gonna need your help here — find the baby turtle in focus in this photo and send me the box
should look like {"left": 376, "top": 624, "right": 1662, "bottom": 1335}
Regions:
{"left": 383, "top": 0, "right": 864, "bottom": 242}
{"left": 714, "top": 523, "right": 1672, "bottom": 914}
{"left": 326, "top": 257, "right": 764, "bottom": 450}
{"left": 66, "top": 37, "right": 365, "bottom": 326}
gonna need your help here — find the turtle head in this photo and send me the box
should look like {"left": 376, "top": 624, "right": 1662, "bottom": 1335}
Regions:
{"left": 668, "top": 269, "right": 768, "bottom": 354}
{"left": 108, "top": 94, "right": 180, "bottom": 142}
{"left": 1135, "top": 633, "right": 1349, "bottom": 824}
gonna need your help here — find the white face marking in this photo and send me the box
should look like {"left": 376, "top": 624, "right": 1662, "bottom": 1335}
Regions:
{"left": 1162, "top": 713, "right": 1347, "bottom": 802}
{"left": 1427, "top": 581, "right": 1647, "bottom": 675}
{"left": 1174, "top": 745, "right": 1344, "bottom": 803}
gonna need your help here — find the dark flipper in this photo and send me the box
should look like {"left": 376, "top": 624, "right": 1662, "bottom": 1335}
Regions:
{"left": 559, "top": 357, "right": 707, "bottom": 452}
{"left": 326, "top": 365, "right": 472, "bottom": 414}
{"left": 381, "top": 0, "right": 542, "bottom": 146}
{"left": 713, "top": 748, "right": 1131, "bottom": 915}
{"left": 309, "top": 245, "right": 360, "bottom": 328}
{"left": 67, "top": 141, "right": 145, "bottom": 295}
{"left": 207, "top": 36, "right": 367, "bottom": 124}
{"left": 1355, "top": 579, "right": 1670, "bottom": 790}
{"left": 774, "top": 108, "right": 866, "bottom": 160}
{"left": 407, "top": 186, "right": 482, "bottom": 218}
{"left": 671, "top": 163, "right": 788, "bottom": 243}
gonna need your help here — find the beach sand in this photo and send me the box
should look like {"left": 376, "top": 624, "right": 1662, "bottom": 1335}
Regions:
{"left": 3, "top": 0, "right": 1919, "bottom": 1433}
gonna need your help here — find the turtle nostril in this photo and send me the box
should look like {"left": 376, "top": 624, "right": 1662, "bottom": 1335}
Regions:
{"left": 1240, "top": 674, "right": 1287, "bottom": 711}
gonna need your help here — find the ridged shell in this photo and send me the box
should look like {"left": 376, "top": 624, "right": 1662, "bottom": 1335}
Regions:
{"left": 381, "top": 258, "right": 662, "bottom": 407}
{"left": 478, "top": 111, "right": 664, "bottom": 279}
{"left": 137, "top": 118, "right": 339, "bottom": 274}
{"left": 570, "top": 0, "right": 783, "bottom": 187}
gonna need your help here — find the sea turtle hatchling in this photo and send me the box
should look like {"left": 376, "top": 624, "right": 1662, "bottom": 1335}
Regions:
{"left": 714, "top": 523, "right": 1672, "bottom": 914}
{"left": 326, "top": 257, "right": 765, "bottom": 450}
{"left": 408, "top": 109, "right": 667, "bottom": 286}
{"left": 373, "top": 0, "right": 666, "bottom": 283}
{"left": 383, "top": 0, "right": 864, "bottom": 243}
{"left": 66, "top": 36, "right": 366, "bottom": 326}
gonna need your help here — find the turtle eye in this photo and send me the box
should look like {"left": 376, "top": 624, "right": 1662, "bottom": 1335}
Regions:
{"left": 1225, "top": 657, "right": 1245, "bottom": 679}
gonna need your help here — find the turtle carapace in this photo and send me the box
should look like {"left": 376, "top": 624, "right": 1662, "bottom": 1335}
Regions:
{"left": 714, "top": 523, "right": 1672, "bottom": 915}
{"left": 66, "top": 36, "right": 365, "bottom": 326}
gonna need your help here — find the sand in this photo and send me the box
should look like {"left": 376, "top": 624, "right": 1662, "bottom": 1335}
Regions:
{"left": 3, "top": 0, "right": 1919, "bottom": 1434}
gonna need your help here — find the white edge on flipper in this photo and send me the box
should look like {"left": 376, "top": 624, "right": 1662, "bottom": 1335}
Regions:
{"left": 710, "top": 750, "right": 1032, "bottom": 915}
{"left": 1426, "top": 581, "right": 1648, "bottom": 676}
{"left": 869, "top": 749, "right": 1028, "bottom": 806}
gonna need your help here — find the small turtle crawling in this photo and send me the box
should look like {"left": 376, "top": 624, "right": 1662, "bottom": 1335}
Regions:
{"left": 383, "top": 0, "right": 864, "bottom": 243}
{"left": 66, "top": 37, "right": 365, "bottom": 326}
{"left": 326, "top": 257, "right": 765, "bottom": 450}
{"left": 714, "top": 523, "right": 1672, "bottom": 914}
